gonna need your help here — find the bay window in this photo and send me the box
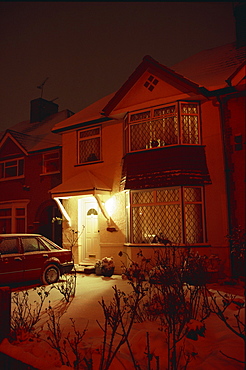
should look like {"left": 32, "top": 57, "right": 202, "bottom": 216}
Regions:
{"left": 129, "top": 186, "right": 205, "bottom": 245}
{"left": 125, "top": 102, "right": 200, "bottom": 153}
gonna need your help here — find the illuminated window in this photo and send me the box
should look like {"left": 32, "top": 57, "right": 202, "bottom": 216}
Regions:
{"left": 0, "top": 158, "right": 24, "bottom": 180}
{"left": 43, "top": 151, "right": 60, "bottom": 174}
{"left": 129, "top": 187, "right": 205, "bottom": 245}
{"left": 125, "top": 102, "right": 200, "bottom": 153}
{"left": 78, "top": 127, "right": 101, "bottom": 164}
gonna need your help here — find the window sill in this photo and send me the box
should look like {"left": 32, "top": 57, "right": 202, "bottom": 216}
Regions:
{"left": 75, "top": 160, "right": 103, "bottom": 167}
{"left": 0, "top": 175, "right": 25, "bottom": 182}
{"left": 124, "top": 243, "right": 211, "bottom": 248}
{"left": 128, "top": 143, "right": 203, "bottom": 154}
{"left": 40, "top": 171, "right": 60, "bottom": 176}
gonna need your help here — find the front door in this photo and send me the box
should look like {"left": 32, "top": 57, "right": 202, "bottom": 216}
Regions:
{"left": 79, "top": 197, "right": 100, "bottom": 262}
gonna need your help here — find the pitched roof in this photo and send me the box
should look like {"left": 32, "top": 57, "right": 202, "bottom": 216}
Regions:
{"left": 52, "top": 93, "right": 115, "bottom": 133}
{"left": 50, "top": 169, "right": 111, "bottom": 197}
{"left": 0, "top": 110, "right": 71, "bottom": 152}
{"left": 102, "top": 55, "right": 201, "bottom": 116}
{"left": 172, "top": 42, "right": 246, "bottom": 90}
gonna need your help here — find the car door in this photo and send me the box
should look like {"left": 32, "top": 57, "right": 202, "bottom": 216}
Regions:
{"left": 0, "top": 237, "right": 24, "bottom": 284}
{"left": 21, "top": 236, "right": 48, "bottom": 282}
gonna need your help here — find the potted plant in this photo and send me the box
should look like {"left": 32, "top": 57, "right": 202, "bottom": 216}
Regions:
{"left": 95, "top": 257, "right": 115, "bottom": 277}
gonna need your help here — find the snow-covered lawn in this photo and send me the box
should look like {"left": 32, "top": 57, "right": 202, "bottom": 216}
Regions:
{"left": 0, "top": 274, "right": 245, "bottom": 370}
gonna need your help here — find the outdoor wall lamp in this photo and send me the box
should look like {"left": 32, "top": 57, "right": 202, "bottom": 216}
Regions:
{"left": 106, "top": 226, "right": 118, "bottom": 232}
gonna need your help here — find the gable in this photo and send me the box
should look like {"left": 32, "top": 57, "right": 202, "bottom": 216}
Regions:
{"left": 0, "top": 134, "right": 27, "bottom": 159}
{"left": 112, "top": 70, "right": 199, "bottom": 114}
{"left": 102, "top": 55, "right": 201, "bottom": 117}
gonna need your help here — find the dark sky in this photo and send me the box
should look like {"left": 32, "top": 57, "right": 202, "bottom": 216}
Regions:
{"left": 0, "top": 1, "right": 236, "bottom": 131}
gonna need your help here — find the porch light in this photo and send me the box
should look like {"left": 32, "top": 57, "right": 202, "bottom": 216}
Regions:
{"left": 105, "top": 197, "right": 116, "bottom": 217}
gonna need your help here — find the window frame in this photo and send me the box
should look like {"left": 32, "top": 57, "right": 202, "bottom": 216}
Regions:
{"left": 0, "top": 202, "right": 28, "bottom": 233}
{"left": 42, "top": 150, "right": 60, "bottom": 175}
{"left": 77, "top": 126, "right": 102, "bottom": 165}
{"left": 124, "top": 101, "right": 201, "bottom": 154}
{"left": 128, "top": 186, "right": 206, "bottom": 245}
{"left": 0, "top": 157, "right": 24, "bottom": 180}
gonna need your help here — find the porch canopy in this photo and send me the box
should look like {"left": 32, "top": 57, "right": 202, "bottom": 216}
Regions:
{"left": 121, "top": 145, "right": 211, "bottom": 190}
{"left": 50, "top": 170, "right": 111, "bottom": 198}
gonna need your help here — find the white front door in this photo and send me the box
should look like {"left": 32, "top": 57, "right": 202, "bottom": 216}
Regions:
{"left": 78, "top": 197, "right": 100, "bottom": 262}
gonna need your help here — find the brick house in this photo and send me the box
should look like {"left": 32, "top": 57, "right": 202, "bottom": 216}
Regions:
{"left": 0, "top": 98, "right": 73, "bottom": 245}
{"left": 50, "top": 37, "right": 245, "bottom": 275}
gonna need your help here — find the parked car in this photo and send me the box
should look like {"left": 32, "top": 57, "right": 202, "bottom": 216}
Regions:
{"left": 0, "top": 234, "right": 74, "bottom": 285}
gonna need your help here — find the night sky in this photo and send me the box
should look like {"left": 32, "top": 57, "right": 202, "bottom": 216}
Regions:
{"left": 0, "top": 2, "right": 236, "bottom": 131}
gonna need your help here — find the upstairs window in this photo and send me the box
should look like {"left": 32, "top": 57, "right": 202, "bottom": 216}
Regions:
{"left": 125, "top": 102, "right": 200, "bottom": 153}
{"left": 0, "top": 158, "right": 24, "bottom": 180}
{"left": 42, "top": 151, "right": 60, "bottom": 174}
{"left": 78, "top": 127, "right": 101, "bottom": 164}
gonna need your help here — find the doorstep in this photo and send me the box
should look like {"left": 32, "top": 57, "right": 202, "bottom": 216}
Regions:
{"left": 73, "top": 263, "right": 96, "bottom": 274}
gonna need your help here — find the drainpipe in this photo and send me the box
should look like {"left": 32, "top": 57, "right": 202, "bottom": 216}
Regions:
{"left": 54, "top": 197, "right": 71, "bottom": 226}
{"left": 217, "top": 96, "right": 232, "bottom": 236}
{"left": 217, "top": 95, "right": 234, "bottom": 277}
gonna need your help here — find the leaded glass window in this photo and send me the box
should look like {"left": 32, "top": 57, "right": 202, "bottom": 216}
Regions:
{"left": 78, "top": 127, "right": 101, "bottom": 164}
{"left": 130, "top": 186, "right": 205, "bottom": 245}
{"left": 126, "top": 102, "right": 200, "bottom": 153}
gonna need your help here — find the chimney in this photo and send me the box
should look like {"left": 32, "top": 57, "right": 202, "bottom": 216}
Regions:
{"left": 30, "top": 98, "right": 59, "bottom": 123}
{"left": 233, "top": 2, "right": 246, "bottom": 47}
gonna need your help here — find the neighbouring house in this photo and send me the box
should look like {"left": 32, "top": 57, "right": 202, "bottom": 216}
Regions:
{"left": 0, "top": 98, "right": 73, "bottom": 245}
{"left": 50, "top": 6, "right": 245, "bottom": 276}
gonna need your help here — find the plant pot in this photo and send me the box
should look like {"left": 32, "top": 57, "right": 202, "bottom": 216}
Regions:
{"left": 101, "top": 267, "right": 115, "bottom": 277}
{"left": 95, "top": 266, "right": 102, "bottom": 275}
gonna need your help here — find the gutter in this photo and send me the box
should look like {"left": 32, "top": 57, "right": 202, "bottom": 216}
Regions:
{"left": 52, "top": 117, "right": 112, "bottom": 134}
{"left": 199, "top": 86, "right": 236, "bottom": 97}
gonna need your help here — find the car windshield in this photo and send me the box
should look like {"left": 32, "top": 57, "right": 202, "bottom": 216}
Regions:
{"left": 41, "top": 237, "right": 61, "bottom": 250}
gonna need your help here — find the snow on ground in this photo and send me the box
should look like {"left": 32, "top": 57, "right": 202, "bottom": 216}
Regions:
{"left": 0, "top": 274, "right": 245, "bottom": 369}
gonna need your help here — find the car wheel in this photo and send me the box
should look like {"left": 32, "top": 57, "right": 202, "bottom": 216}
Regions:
{"left": 42, "top": 264, "right": 60, "bottom": 284}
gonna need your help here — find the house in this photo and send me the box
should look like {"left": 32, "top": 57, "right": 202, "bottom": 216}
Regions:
{"left": 0, "top": 98, "right": 73, "bottom": 245}
{"left": 50, "top": 5, "right": 245, "bottom": 276}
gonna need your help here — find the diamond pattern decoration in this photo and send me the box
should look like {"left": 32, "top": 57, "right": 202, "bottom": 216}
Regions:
{"left": 157, "top": 188, "right": 180, "bottom": 203}
{"left": 144, "top": 75, "right": 159, "bottom": 91}
{"left": 79, "top": 137, "right": 100, "bottom": 163}
{"left": 132, "top": 204, "right": 182, "bottom": 244}
{"left": 184, "top": 187, "right": 202, "bottom": 202}
{"left": 128, "top": 102, "right": 199, "bottom": 152}
{"left": 181, "top": 104, "right": 198, "bottom": 114}
{"left": 185, "top": 204, "right": 203, "bottom": 243}
{"left": 131, "top": 187, "right": 204, "bottom": 245}
{"left": 130, "top": 117, "right": 178, "bottom": 151}
{"left": 182, "top": 115, "right": 199, "bottom": 144}
{"left": 79, "top": 128, "right": 100, "bottom": 138}
{"left": 132, "top": 191, "right": 154, "bottom": 204}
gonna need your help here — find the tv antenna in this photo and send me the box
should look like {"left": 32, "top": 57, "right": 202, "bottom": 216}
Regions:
{"left": 37, "top": 77, "right": 49, "bottom": 98}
